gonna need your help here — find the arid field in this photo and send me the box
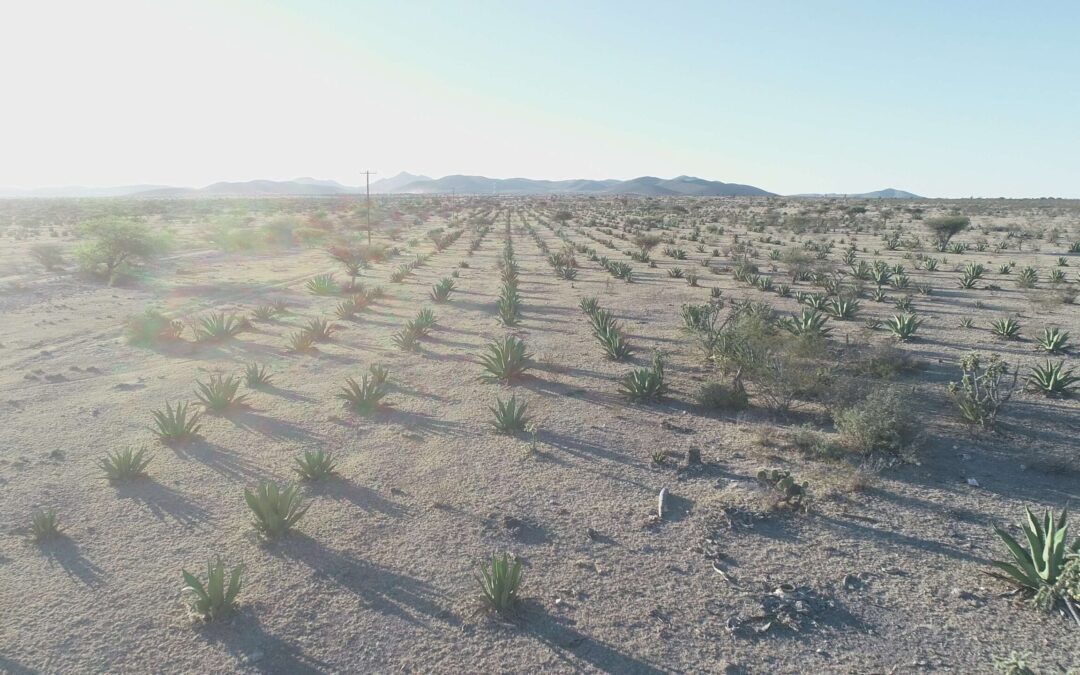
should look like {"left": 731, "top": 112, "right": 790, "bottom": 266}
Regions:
{"left": 1, "top": 196, "right": 1078, "bottom": 673}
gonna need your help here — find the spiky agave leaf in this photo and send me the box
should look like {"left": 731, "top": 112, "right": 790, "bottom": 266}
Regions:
{"left": 243, "top": 480, "right": 309, "bottom": 539}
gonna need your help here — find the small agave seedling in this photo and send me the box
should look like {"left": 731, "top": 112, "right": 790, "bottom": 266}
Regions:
{"left": 182, "top": 557, "right": 244, "bottom": 621}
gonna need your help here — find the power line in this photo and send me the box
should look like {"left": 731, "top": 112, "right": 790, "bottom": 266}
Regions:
{"left": 360, "top": 170, "right": 377, "bottom": 245}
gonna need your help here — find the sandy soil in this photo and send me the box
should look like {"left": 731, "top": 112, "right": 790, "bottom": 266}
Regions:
{"left": 1, "top": 197, "right": 1078, "bottom": 674}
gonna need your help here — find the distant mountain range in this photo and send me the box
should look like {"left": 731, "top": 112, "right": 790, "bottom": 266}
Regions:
{"left": 0, "top": 173, "right": 922, "bottom": 199}
{"left": 794, "top": 188, "right": 923, "bottom": 199}
{"left": 373, "top": 174, "right": 774, "bottom": 197}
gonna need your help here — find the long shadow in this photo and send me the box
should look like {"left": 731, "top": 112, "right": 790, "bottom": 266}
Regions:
{"left": 380, "top": 408, "right": 468, "bottom": 438}
{"left": 518, "top": 600, "right": 667, "bottom": 675}
{"left": 197, "top": 607, "right": 330, "bottom": 674}
{"left": 310, "top": 478, "right": 408, "bottom": 518}
{"left": 114, "top": 480, "right": 211, "bottom": 529}
{"left": 0, "top": 654, "right": 37, "bottom": 675}
{"left": 174, "top": 438, "right": 263, "bottom": 482}
{"left": 276, "top": 533, "right": 451, "bottom": 628}
{"left": 229, "top": 408, "right": 324, "bottom": 444}
{"left": 812, "top": 512, "right": 991, "bottom": 565}
{"left": 540, "top": 429, "right": 641, "bottom": 469}
{"left": 257, "top": 384, "right": 317, "bottom": 404}
{"left": 37, "top": 536, "right": 105, "bottom": 587}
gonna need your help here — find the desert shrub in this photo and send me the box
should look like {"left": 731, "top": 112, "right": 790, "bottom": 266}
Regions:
{"left": 99, "top": 447, "right": 152, "bottom": 481}
{"left": 260, "top": 215, "right": 301, "bottom": 247}
{"left": 244, "top": 480, "right": 309, "bottom": 539}
{"left": 182, "top": 558, "right": 244, "bottom": 621}
{"left": 947, "top": 353, "right": 1018, "bottom": 429}
{"left": 695, "top": 379, "right": 748, "bottom": 411}
{"left": 125, "top": 309, "right": 183, "bottom": 345}
{"left": 75, "top": 218, "right": 170, "bottom": 284}
{"left": 477, "top": 553, "right": 523, "bottom": 614}
{"left": 30, "top": 243, "right": 65, "bottom": 270}
{"left": 851, "top": 343, "right": 920, "bottom": 379}
{"left": 757, "top": 468, "right": 808, "bottom": 509}
{"left": 833, "top": 388, "right": 915, "bottom": 455}
{"left": 926, "top": 215, "right": 969, "bottom": 247}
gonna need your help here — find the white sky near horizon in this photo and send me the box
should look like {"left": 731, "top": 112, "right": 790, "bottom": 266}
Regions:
{"left": 1, "top": 0, "right": 1078, "bottom": 197}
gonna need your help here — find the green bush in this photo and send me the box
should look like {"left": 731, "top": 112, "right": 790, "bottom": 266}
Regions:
{"left": 833, "top": 388, "right": 914, "bottom": 455}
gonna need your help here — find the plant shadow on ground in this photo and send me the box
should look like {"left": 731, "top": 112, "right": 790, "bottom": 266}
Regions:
{"left": 36, "top": 535, "right": 105, "bottom": 587}
{"left": 196, "top": 605, "right": 330, "bottom": 675}
{"left": 172, "top": 438, "right": 264, "bottom": 482}
{"left": 114, "top": 479, "right": 212, "bottom": 529}
{"left": 275, "top": 533, "right": 453, "bottom": 628}
{"left": 308, "top": 478, "right": 409, "bottom": 518}
{"left": 514, "top": 599, "right": 668, "bottom": 675}
{"left": 228, "top": 408, "right": 325, "bottom": 444}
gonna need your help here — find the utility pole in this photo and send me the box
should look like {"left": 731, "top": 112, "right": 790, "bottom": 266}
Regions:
{"left": 360, "top": 170, "right": 377, "bottom": 245}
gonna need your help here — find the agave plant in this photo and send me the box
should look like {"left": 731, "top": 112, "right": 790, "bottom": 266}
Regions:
{"left": 251, "top": 305, "right": 277, "bottom": 321}
{"left": 887, "top": 314, "right": 922, "bottom": 341}
{"left": 194, "top": 312, "right": 246, "bottom": 342}
{"left": 305, "top": 318, "right": 334, "bottom": 342}
{"left": 30, "top": 509, "right": 62, "bottom": 541}
{"left": 990, "top": 317, "right": 1022, "bottom": 340}
{"left": 620, "top": 352, "right": 666, "bottom": 402}
{"left": 294, "top": 449, "right": 338, "bottom": 481}
{"left": 391, "top": 322, "right": 421, "bottom": 351}
{"left": 430, "top": 277, "right": 456, "bottom": 302}
{"left": 337, "top": 375, "right": 389, "bottom": 414}
{"left": 595, "top": 323, "right": 632, "bottom": 360}
{"left": 152, "top": 401, "right": 202, "bottom": 442}
{"left": 827, "top": 297, "right": 860, "bottom": 320}
{"left": 1017, "top": 266, "right": 1038, "bottom": 288}
{"left": 305, "top": 273, "right": 339, "bottom": 295}
{"left": 194, "top": 374, "right": 249, "bottom": 413}
{"left": 286, "top": 329, "right": 316, "bottom": 352}
{"left": 413, "top": 308, "right": 436, "bottom": 333}
{"left": 182, "top": 557, "right": 244, "bottom": 621}
{"left": 491, "top": 395, "right": 530, "bottom": 434}
{"left": 479, "top": 336, "right": 532, "bottom": 383}
{"left": 498, "top": 281, "right": 522, "bottom": 325}
{"left": 579, "top": 296, "right": 600, "bottom": 315}
{"left": 1028, "top": 360, "right": 1078, "bottom": 396}
{"left": 244, "top": 480, "right": 309, "bottom": 539}
{"left": 99, "top": 447, "right": 153, "bottom": 482}
{"left": 1034, "top": 327, "right": 1070, "bottom": 354}
{"left": 243, "top": 362, "right": 273, "bottom": 388}
{"left": 477, "top": 553, "right": 524, "bottom": 614}
{"left": 785, "top": 308, "right": 832, "bottom": 337}
{"left": 991, "top": 507, "right": 1079, "bottom": 611}
{"left": 368, "top": 363, "right": 390, "bottom": 385}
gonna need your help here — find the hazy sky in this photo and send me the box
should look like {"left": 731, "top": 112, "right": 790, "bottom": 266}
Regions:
{"left": 3, "top": 1, "right": 1078, "bottom": 197}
